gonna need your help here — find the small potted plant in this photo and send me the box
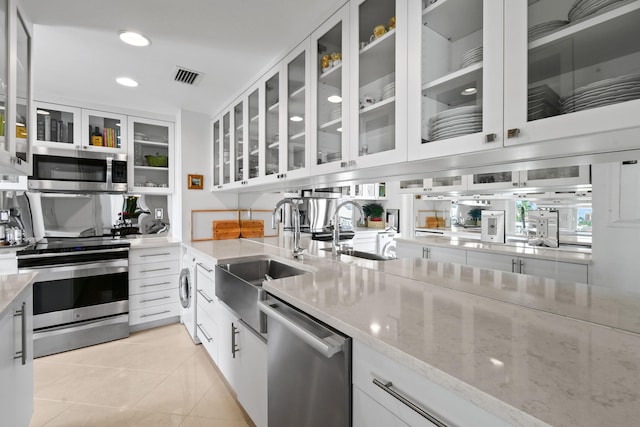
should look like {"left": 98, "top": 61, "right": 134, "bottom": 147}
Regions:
{"left": 362, "top": 203, "right": 385, "bottom": 228}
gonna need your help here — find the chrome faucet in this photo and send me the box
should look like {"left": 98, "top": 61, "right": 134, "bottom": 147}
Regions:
{"left": 332, "top": 200, "right": 364, "bottom": 256}
{"left": 272, "top": 198, "right": 304, "bottom": 259}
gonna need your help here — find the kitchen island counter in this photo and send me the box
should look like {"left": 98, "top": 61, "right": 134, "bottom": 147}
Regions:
{"left": 187, "top": 237, "right": 640, "bottom": 427}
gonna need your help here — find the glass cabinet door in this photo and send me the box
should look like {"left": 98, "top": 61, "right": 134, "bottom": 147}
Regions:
{"left": 129, "top": 117, "right": 173, "bottom": 192}
{"left": 284, "top": 41, "right": 310, "bottom": 179}
{"left": 311, "top": 5, "right": 349, "bottom": 174}
{"left": 222, "top": 112, "right": 231, "bottom": 185}
{"left": 34, "top": 102, "right": 81, "bottom": 147}
{"left": 247, "top": 87, "right": 260, "bottom": 180}
{"left": 408, "top": 0, "right": 503, "bottom": 159}
{"left": 212, "top": 118, "right": 221, "bottom": 188}
{"left": 15, "top": 10, "right": 31, "bottom": 170}
{"left": 82, "top": 109, "right": 127, "bottom": 152}
{"left": 233, "top": 100, "right": 244, "bottom": 183}
{"left": 504, "top": 0, "right": 640, "bottom": 146}
{"left": 264, "top": 70, "right": 280, "bottom": 177}
{"left": 0, "top": 0, "right": 7, "bottom": 157}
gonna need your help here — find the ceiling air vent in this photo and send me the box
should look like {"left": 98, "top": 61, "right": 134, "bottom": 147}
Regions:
{"left": 173, "top": 67, "right": 203, "bottom": 86}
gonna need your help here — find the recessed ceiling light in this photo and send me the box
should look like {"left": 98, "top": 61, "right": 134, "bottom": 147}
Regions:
{"left": 36, "top": 110, "right": 50, "bottom": 115}
{"left": 119, "top": 31, "right": 151, "bottom": 47}
{"left": 461, "top": 87, "right": 477, "bottom": 96}
{"left": 327, "top": 95, "right": 342, "bottom": 103}
{"left": 116, "top": 77, "right": 139, "bottom": 87}
{"left": 290, "top": 115, "right": 303, "bottom": 122}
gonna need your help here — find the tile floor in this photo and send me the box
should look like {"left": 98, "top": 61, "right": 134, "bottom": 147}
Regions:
{"left": 29, "top": 323, "right": 253, "bottom": 427}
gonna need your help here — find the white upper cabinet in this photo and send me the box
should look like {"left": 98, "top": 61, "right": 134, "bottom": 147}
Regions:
{"left": 222, "top": 110, "right": 231, "bottom": 185}
{"left": 231, "top": 97, "right": 246, "bottom": 187}
{"left": 212, "top": 116, "right": 221, "bottom": 189}
{"left": 247, "top": 84, "right": 261, "bottom": 182}
{"left": 350, "top": 0, "right": 408, "bottom": 168}
{"left": 127, "top": 116, "right": 175, "bottom": 194}
{"left": 262, "top": 65, "right": 284, "bottom": 182}
{"left": 33, "top": 102, "right": 82, "bottom": 148}
{"left": 407, "top": 0, "right": 504, "bottom": 160}
{"left": 81, "top": 109, "right": 127, "bottom": 153}
{"left": 503, "top": 0, "right": 640, "bottom": 147}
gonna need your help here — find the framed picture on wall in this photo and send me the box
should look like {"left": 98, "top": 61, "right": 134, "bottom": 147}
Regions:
{"left": 188, "top": 174, "right": 203, "bottom": 190}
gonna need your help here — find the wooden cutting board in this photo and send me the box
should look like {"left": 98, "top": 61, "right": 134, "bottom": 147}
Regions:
{"left": 240, "top": 220, "right": 264, "bottom": 238}
{"left": 213, "top": 220, "right": 241, "bottom": 240}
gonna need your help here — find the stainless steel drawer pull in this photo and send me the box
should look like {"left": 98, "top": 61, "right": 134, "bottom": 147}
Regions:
{"left": 197, "top": 263, "right": 213, "bottom": 273}
{"left": 141, "top": 281, "right": 171, "bottom": 288}
{"left": 13, "top": 302, "right": 27, "bottom": 365}
{"left": 140, "top": 267, "right": 171, "bottom": 273}
{"left": 231, "top": 322, "right": 239, "bottom": 358}
{"left": 140, "top": 296, "right": 171, "bottom": 303}
{"left": 141, "top": 310, "right": 171, "bottom": 318}
{"left": 197, "top": 324, "right": 213, "bottom": 342}
{"left": 372, "top": 378, "right": 449, "bottom": 427}
{"left": 140, "top": 253, "right": 172, "bottom": 257}
{"left": 198, "top": 289, "right": 213, "bottom": 303}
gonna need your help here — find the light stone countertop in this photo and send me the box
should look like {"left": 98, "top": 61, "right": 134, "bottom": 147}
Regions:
{"left": 396, "top": 235, "right": 592, "bottom": 264}
{"left": 0, "top": 272, "right": 38, "bottom": 317}
{"left": 125, "top": 235, "right": 182, "bottom": 249}
{"left": 186, "top": 237, "right": 640, "bottom": 427}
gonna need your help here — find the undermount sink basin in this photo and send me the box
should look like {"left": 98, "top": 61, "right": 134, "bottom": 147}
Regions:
{"left": 320, "top": 247, "right": 395, "bottom": 261}
{"left": 215, "top": 256, "right": 309, "bottom": 335}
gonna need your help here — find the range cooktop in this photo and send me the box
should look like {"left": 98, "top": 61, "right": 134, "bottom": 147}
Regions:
{"left": 17, "top": 236, "right": 130, "bottom": 255}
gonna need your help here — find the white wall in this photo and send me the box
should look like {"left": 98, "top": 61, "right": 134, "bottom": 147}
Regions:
{"left": 178, "top": 109, "right": 237, "bottom": 241}
{"left": 591, "top": 162, "right": 640, "bottom": 293}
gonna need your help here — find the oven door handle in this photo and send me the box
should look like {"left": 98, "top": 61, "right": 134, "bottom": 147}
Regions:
{"left": 19, "top": 260, "right": 128, "bottom": 281}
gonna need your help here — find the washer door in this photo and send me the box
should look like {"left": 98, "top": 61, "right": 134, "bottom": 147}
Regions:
{"left": 179, "top": 268, "right": 191, "bottom": 309}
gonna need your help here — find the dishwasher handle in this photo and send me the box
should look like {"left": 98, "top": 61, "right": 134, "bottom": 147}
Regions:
{"left": 258, "top": 300, "right": 344, "bottom": 358}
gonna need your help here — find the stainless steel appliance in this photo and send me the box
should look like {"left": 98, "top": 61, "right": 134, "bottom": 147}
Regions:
{"left": 481, "top": 210, "right": 505, "bottom": 243}
{"left": 258, "top": 294, "right": 351, "bottom": 427}
{"left": 28, "top": 146, "right": 128, "bottom": 193}
{"left": 17, "top": 237, "right": 130, "bottom": 357}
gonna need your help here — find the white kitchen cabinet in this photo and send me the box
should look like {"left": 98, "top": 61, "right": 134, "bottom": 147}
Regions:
{"left": 398, "top": 175, "right": 468, "bottom": 194}
{"left": 127, "top": 116, "right": 175, "bottom": 194}
{"left": 466, "top": 250, "right": 589, "bottom": 284}
{"left": 519, "top": 165, "right": 591, "bottom": 188}
{"left": 353, "top": 340, "right": 511, "bottom": 427}
{"left": 212, "top": 116, "right": 222, "bottom": 189}
{"left": 407, "top": 0, "right": 504, "bottom": 160}
{"left": 80, "top": 109, "right": 127, "bottom": 154}
{"left": 128, "top": 245, "right": 181, "bottom": 328}
{"left": 396, "top": 241, "right": 467, "bottom": 265}
{"left": 0, "top": 2, "right": 33, "bottom": 176}
{"left": 0, "top": 285, "right": 33, "bottom": 427}
{"left": 195, "top": 262, "right": 218, "bottom": 361}
{"left": 503, "top": 0, "right": 640, "bottom": 149}
{"left": 33, "top": 102, "right": 82, "bottom": 148}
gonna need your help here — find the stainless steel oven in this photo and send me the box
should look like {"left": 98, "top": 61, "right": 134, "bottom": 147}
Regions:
{"left": 28, "top": 146, "right": 128, "bottom": 193}
{"left": 18, "top": 238, "right": 130, "bottom": 357}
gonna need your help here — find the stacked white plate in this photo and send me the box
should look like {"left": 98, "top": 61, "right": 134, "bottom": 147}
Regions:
{"left": 528, "top": 84, "right": 561, "bottom": 121}
{"left": 560, "top": 72, "right": 640, "bottom": 114}
{"left": 460, "top": 46, "right": 483, "bottom": 69}
{"left": 528, "top": 20, "right": 569, "bottom": 41}
{"left": 428, "top": 105, "right": 482, "bottom": 142}
{"left": 329, "top": 104, "right": 342, "bottom": 121}
{"left": 568, "top": 0, "right": 624, "bottom": 22}
{"left": 382, "top": 82, "right": 395, "bottom": 100}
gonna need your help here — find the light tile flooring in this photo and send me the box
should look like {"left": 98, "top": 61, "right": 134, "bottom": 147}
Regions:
{"left": 29, "top": 323, "right": 253, "bottom": 427}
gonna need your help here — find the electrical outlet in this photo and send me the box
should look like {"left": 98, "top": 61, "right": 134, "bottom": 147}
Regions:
{"left": 155, "top": 208, "right": 164, "bottom": 220}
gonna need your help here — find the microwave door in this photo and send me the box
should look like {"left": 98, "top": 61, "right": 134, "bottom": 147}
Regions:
{"left": 30, "top": 154, "right": 109, "bottom": 192}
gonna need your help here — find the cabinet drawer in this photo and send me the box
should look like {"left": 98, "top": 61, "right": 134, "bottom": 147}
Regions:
{"left": 129, "top": 245, "right": 181, "bottom": 265}
{"left": 129, "top": 260, "right": 180, "bottom": 280}
{"left": 197, "top": 287, "right": 218, "bottom": 320}
{"left": 353, "top": 340, "right": 511, "bottom": 427}
{"left": 196, "top": 304, "right": 218, "bottom": 362}
{"left": 129, "top": 302, "right": 180, "bottom": 325}
{"left": 129, "top": 274, "right": 178, "bottom": 295}
{"left": 130, "top": 288, "right": 178, "bottom": 310}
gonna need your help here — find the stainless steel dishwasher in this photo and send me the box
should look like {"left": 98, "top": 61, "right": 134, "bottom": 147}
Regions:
{"left": 258, "top": 295, "right": 351, "bottom": 427}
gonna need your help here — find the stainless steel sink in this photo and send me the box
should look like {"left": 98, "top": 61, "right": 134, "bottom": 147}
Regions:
{"left": 319, "top": 247, "right": 395, "bottom": 261}
{"left": 215, "top": 256, "right": 309, "bottom": 335}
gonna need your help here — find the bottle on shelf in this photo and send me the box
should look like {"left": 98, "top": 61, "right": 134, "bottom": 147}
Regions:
{"left": 91, "top": 126, "right": 103, "bottom": 146}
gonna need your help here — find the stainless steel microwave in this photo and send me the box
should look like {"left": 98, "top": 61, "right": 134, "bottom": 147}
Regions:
{"left": 28, "top": 146, "right": 128, "bottom": 193}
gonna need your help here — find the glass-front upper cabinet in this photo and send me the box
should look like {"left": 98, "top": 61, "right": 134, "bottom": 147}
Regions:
{"left": 263, "top": 68, "right": 281, "bottom": 179}
{"left": 233, "top": 99, "right": 245, "bottom": 184}
{"left": 408, "top": 0, "right": 503, "bottom": 160}
{"left": 15, "top": 9, "right": 31, "bottom": 171}
{"left": 283, "top": 40, "right": 311, "bottom": 180}
{"left": 81, "top": 109, "right": 127, "bottom": 153}
{"left": 503, "top": 0, "right": 640, "bottom": 146}
{"left": 247, "top": 86, "right": 261, "bottom": 181}
{"left": 311, "top": 4, "right": 350, "bottom": 175}
{"left": 350, "top": 0, "right": 407, "bottom": 168}
{"left": 127, "top": 116, "right": 174, "bottom": 193}
{"left": 0, "top": 0, "right": 8, "bottom": 160}
{"left": 222, "top": 111, "right": 231, "bottom": 185}
{"left": 33, "top": 102, "right": 82, "bottom": 148}
{"left": 212, "top": 118, "right": 221, "bottom": 189}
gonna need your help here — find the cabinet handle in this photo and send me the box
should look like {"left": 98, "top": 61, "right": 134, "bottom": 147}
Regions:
{"left": 507, "top": 128, "right": 521, "bottom": 138}
{"left": 511, "top": 259, "right": 516, "bottom": 273}
{"left": 140, "top": 296, "right": 171, "bottom": 303}
{"left": 140, "top": 252, "right": 172, "bottom": 257}
{"left": 141, "top": 281, "right": 171, "bottom": 288}
{"left": 14, "top": 302, "right": 27, "bottom": 365}
{"left": 140, "top": 267, "right": 171, "bottom": 273}
{"left": 198, "top": 289, "right": 213, "bottom": 303}
{"left": 422, "top": 247, "right": 430, "bottom": 259}
{"left": 197, "top": 263, "right": 213, "bottom": 273}
{"left": 141, "top": 309, "right": 171, "bottom": 318}
{"left": 197, "top": 324, "right": 213, "bottom": 342}
{"left": 372, "top": 378, "right": 449, "bottom": 427}
{"left": 485, "top": 133, "right": 497, "bottom": 143}
{"left": 231, "top": 322, "right": 239, "bottom": 358}
{"left": 519, "top": 259, "right": 524, "bottom": 274}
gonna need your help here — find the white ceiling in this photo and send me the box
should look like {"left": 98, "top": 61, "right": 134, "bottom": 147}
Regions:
{"left": 22, "top": 0, "right": 345, "bottom": 117}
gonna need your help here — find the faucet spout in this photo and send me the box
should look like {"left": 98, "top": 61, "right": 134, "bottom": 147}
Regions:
{"left": 272, "top": 198, "right": 304, "bottom": 259}
{"left": 332, "top": 200, "right": 364, "bottom": 256}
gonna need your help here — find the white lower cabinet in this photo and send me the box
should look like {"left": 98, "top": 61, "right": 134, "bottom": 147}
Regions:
{"left": 128, "top": 245, "right": 181, "bottom": 327}
{"left": 396, "top": 242, "right": 467, "bottom": 265}
{"left": 353, "top": 340, "right": 511, "bottom": 427}
{"left": 466, "top": 251, "right": 589, "bottom": 284}
{"left": 0, "top": 286, "right": 33, "bottom": 427}
{"left": 196, "top": 262, "right": 218, "bottom": 361}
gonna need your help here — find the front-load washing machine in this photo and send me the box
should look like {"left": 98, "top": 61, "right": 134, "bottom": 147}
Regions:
{"left": 180, "top": 248, "right": 199, "bottom": 344}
